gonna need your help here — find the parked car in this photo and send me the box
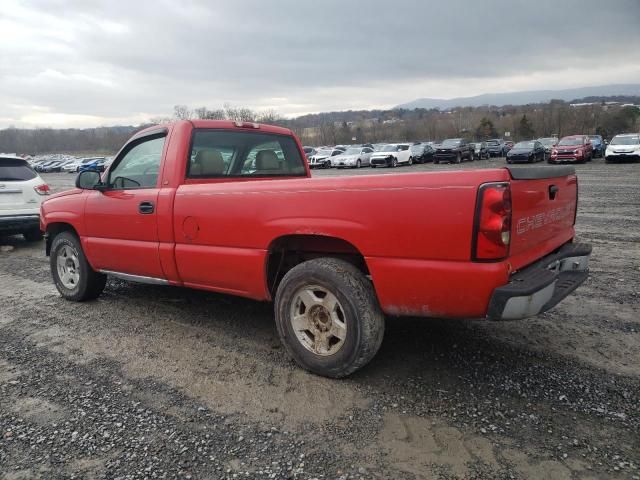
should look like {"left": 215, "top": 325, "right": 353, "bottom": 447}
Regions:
{"left": 0, "top": 155, "right": 50, "bottom": 240}
{"left": 504, "top": 141, "right": 514, "bottom": 153}
{"left": 506, "top": 140, "right": 546, "bottom": 163}
{"left": 35, "top": 160, "right": 59, "bottom": 172}
{"left": 79, "top": 158, "right": 109, "bottom": 172}
{"left": 332, "top": 146, "right": 374, "bottom": 168}
{"left": 410, "top": 143, "right": 435, "bottom": 163}
{"left": 486, "top": 139, "right": 507, "bottom": 157}
{"left": 604, "top": 133, "right": 640, "bottom": 163}
{"left": 550, "top": 135, "right": 593, "bottom": 163}
{"left": 41, "top": 119, "right": 590, "bottom": 378}
{"left": 369, "top": 143, "right": 413, "bottom": 167}
{"left": 537, "top": 137, "right": 558, "bottom": 155}
{"left": 42, "top": 160, "right": 74, "bottom": 173}
{"left": 67, "top": 157, "right": 109, "bottom": 173}
{"left": 471, "top": 142, "right": 490, "bottom": 160}
{"left": 308, "top": 147, "right": 345, "bottom": 169}
{"left": 434, "top": 138, "right": 474, "bottom": 164}
{"left": 588, "top": 135, "right": 606, "bottom": 158}
{"left": 302, "top": 146, "right": 316, "bottom": 160}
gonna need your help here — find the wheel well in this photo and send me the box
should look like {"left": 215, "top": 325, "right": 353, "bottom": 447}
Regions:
{"left": 266, "top": 234, "right": 368, "bottom": 297}
{"left": 45, "top": 223, "right": 78, "bottom": 256}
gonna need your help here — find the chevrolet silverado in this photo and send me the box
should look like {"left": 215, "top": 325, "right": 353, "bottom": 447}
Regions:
{"left": 41, "top": 120, "right": 591, "bottom": 378}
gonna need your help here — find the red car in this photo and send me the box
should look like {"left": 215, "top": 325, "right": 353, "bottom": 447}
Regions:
{"left": 550, "top": 135, "right": 593, "bottom": 163}
{"left": 40, "top": 120, "right": 591, "bottom": 377}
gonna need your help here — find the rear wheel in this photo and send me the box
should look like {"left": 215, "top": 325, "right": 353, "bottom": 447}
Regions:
{"left": 23, "top": 229, "right": 43, "bottom": 242}
{"left": 50, "top": 231, "right": 106, "bottom": 301}
{"left": 356, "top": 159, "right": 361, "bottom": 169}
{"left": 455, "top": 153, "right": 461, "bottom": 164}
{"left": 274, "top": 258, "right": 385, "bottom": 378}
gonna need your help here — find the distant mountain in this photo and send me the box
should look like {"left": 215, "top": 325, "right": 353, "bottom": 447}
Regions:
{"left": 396, "top": 84, "right": 640, "bottom": 110}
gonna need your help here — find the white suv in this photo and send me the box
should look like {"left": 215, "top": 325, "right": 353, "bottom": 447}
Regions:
{"left": 605, "top": 134, "right": 640, "bottom": 163}
{"left": 0, "top": 156, "right": 50, "bottom": 241}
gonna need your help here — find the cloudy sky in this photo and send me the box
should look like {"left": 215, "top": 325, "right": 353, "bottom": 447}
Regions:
{"left": 1, "top": 0, "right": 639, "bottom": 128}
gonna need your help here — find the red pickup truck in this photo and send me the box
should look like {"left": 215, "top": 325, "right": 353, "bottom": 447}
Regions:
{"left": 41, "top": 120, "right": 591, "bottom": 377}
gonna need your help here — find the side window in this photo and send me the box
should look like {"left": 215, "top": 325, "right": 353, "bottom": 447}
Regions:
{"left": 109, "top": 135, "right": 165, "bottom": 189}
{"left": 188, "top": 130, "right": 306, "bottom": 178}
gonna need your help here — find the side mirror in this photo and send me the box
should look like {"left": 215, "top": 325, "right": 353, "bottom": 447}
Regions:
{"left": 75, "top": 170, "right": 104, "bottom": 190}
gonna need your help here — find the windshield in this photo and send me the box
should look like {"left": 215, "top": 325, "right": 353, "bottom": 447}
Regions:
{"left": 514, "top": 141, "right": 535, "bottom": 149}
{"left": 441, "top": 139, "right": 461, "bottom": 147}
{"left": 344, "top": 147, "right": 361, "bottom": 155}
{"left": 610, "top": 135, "right": 640, "bottom": 145}
{"left": 0, "top": 159, "right": 37, "bottom": 181}
{"left": 558, "top": 137, "right": 583, "bottom": 146}
{"left": 381, "top": 145, "right": 398, "bottom": 152}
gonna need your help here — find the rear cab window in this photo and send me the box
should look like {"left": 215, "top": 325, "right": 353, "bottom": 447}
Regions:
{"left": 0, "top": 159, "right": 37, "bottom": 181}
{"left": 188, "top": 130, "right": 306, "bottom": 178}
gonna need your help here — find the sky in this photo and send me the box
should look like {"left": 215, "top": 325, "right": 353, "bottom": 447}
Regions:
{"left": 1, "top": 0, "right": 640, "bottom": 129}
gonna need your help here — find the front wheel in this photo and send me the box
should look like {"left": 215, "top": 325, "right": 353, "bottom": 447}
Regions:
{"left": 50, "top": 231, "right": 106, "bottom": 301}
{"left": 356, "top": 159, "right": 361, "bottom": 169}
{"left": 391, "top": 157, "right": 398, "bottom": 168}
{"left": 455, "top": 153, "right": 461, "bottom": 164}
{"left": 274, "top": 258, "right": 385, "bottom": 378}
{"left": 408, "top": 156, "right": 413, "bottom": 166}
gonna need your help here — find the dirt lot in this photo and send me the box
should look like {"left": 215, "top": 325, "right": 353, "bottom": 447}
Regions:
{"left": 1, "top": 157, "right": 638, "bottom": 479}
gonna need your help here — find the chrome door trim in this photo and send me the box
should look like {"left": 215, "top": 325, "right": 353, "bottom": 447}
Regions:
{"left": 99, "top": 270, "right": 168, "bottom": 285}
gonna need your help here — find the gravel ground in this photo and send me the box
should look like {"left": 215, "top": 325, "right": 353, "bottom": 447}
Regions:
{"left": 0, "top": 157, "right": 638, "bottom": 479}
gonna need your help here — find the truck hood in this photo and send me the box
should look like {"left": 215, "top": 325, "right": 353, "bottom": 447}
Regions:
{"left": 45, "top": 188, "right": 83, "bottom": 201}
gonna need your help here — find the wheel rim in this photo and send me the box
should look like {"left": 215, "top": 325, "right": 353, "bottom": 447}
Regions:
{"left": 290, "top": 285, "right": 347, "bottom": 356}
{"left": 357, "top": 160, "right": 361, "bottom": 168}
{"left": 56, "top": 245, "right": 80, "bottom": 289}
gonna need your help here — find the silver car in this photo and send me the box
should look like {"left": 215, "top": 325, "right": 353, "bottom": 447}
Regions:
{"left": 331, "top": 146, "right": 374, "bottom": 168}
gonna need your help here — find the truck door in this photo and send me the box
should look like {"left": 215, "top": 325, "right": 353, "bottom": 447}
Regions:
{"left": 84, "top": 132, "right": 167, "bottom": 279}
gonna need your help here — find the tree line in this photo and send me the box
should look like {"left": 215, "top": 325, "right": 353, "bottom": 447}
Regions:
{"left": 1, "top": 98, "right": 638, "bottom": 155}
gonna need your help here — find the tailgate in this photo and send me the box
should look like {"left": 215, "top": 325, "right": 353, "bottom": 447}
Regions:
{"left": 508, "top": 166, "right": 577, "bottom": 268}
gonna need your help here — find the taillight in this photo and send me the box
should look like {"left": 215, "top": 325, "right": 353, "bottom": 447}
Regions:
{"left": 472, "top": 182, "right": 511, "bottom": 261}
{"left": 34, "top": 183, "right": 51, "bottom": 195}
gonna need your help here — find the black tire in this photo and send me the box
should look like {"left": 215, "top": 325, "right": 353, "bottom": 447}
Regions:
{"left": 371, "top": 165, "right": 377, "bottom": 168}
{"left": 434, "top": 159, "right": 439, "bottom": 164}
{"left": 23, "top": 229, "right": 43, "bottom": 242}
{"left": 408, "top": 156, "right": 413, "bottom": 166}
{"left": 50, "top": 231, "right": 106, "bottom": 301}
{"left": 391, "top": 157, "right": 398, "bottom": 168}
{"left": 356, "top": 159, "right": 361, "bottom": 169}
{"left": 455, "top": 153, "right": 461, "bottom": 164}
{"left": 274, "top": 258, "right": 385, "bottom": 378}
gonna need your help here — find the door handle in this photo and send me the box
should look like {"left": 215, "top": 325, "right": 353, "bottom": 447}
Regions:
{"left": 138, "top": 201, "right": 155, "bottom": 214}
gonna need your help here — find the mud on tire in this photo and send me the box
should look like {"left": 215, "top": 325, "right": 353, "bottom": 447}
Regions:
{"left": 274, "top": 258, "right": 385, "bottom": 378}
{"left": 50, "top": 231, "right": 107, "bottom": 301}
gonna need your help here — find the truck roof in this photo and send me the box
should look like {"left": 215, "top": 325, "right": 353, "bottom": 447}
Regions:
{"left": 134, "top": 120, "right": 294, "bottom": 138}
